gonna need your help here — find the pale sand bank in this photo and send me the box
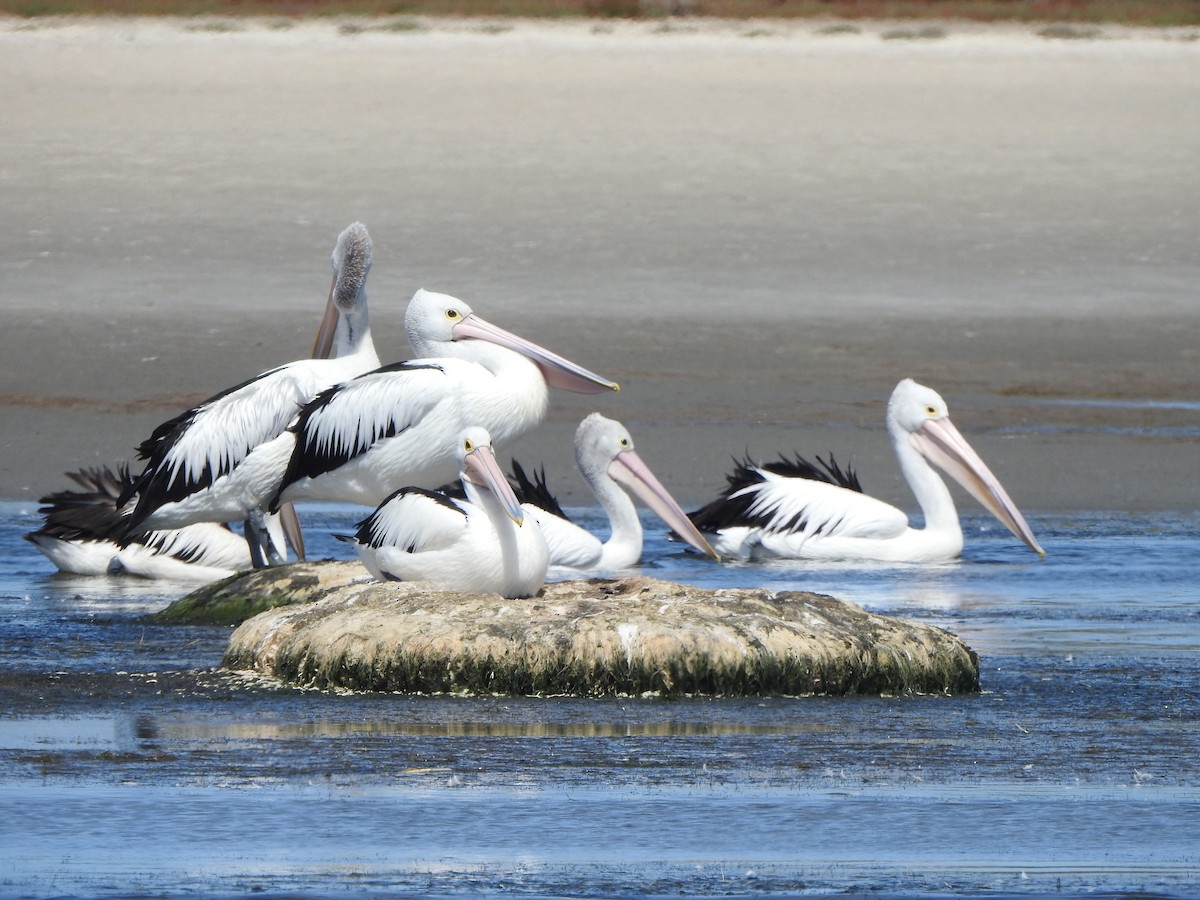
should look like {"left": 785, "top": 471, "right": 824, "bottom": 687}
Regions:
{"left": 2, "top": 18, "right": 1197, "bottom": 511}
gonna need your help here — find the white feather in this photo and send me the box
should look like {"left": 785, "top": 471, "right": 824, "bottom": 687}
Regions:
{"left": 163, "top": 364, "right": 338, "bottom": 489}
{"left": 697, "top": 379, "right": 1041, "bottom": 563}
{"left": 128, "top": 221, "right": 378, "bottom": 534}
{"left": 522, "top": 506, "right": 603, "bottom": 570}
{"left": 343, "top": 428, "right": 549, "bottom": 599}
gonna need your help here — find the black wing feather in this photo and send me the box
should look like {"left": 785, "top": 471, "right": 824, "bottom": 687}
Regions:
{"left": 351, "top": 486, "right": 462, "bottom": 549}
{"left": 120, "top": 369, "right": 283, "bottom": 508}
{"left": 269, "top": 361, "right": 445, "bottom": 512}
{"left": 30, "top": 464, "right": 139, "bottom": 543}
{"left": 687, "top": 451, "right": 863, "bottom": 533}
{"left": 760, "top": 452, "right": 863, "bottom": 493}
{"left": 509, "top": 459, "right": 571, "bottom": 522}
{"left": 119, "top": 365, "right": 307, "bottom": 532}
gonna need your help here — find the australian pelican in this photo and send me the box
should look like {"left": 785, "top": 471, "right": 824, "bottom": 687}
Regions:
{"left": 337, "top": 426, "right": 549, "bottom": 599}
{"left": 509, "top": 413, "right": 719, "bottom": 572}
{"left": 118, "top": 222, "right": 380, "bottom": 563}
{"left": 251, "top": 288, "right": 620, "bottom": 514}
{"left": 687, "top": 379, "right": 1044, "bottom": 563}
{"left": 25, "top": 464, "right": 277, "bottom": 581}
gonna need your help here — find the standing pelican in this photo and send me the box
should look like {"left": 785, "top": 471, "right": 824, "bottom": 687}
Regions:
{"left": 118, "top": 222, "right": 379, "bottom": 562}
{"left": 119, "top": 289, "right": 617, "bottom": 543}
{"left": 687, "top": 379, "right": 1044, "bottom": 563}
{"left": 242, "top": 288, "right": 620, "bottom": 513}
{"left": 24, "top": 465, "right": 273, "bottom": 581}
{"left": 337, "top": 427, "right": 549, "bottom": 599}
{"left": 509, "top": 413, "right": 718, "bottom": 572}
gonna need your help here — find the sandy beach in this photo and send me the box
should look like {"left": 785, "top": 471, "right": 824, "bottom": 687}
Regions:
{"left": 1, "top": 16, "right": 1196, "bottom": 512}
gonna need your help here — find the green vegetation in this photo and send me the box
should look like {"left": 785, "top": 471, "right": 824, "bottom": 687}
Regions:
{"left": 816, "top": 21, "right": 861, "bottom": 33}
{"left": 182, "top": 16, "right": 241, "bottom": 27}
{"left": 2, "top": 0, "right": 1199, "bottom": 24}
{"left": 881, "top": 23, "right": 946, "bottom": 38}
{"left": 1036, "top": 22, "right": 1104, "bottom": 37}
{"left": 145, "top": 560, "right": 363, "bottom": 626}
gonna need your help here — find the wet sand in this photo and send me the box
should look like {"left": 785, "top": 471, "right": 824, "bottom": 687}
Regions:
{"left": 1, "top": 17, "right": 1197, "bottom": 511}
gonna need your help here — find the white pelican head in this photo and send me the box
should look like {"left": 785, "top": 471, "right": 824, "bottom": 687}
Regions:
{"left": 888, "top": 378, "right": 1043, "bottom": 557}
{"left": 404, "top": 289, "right": 619, "bottom": 394}
{"left": 456, "top": 426, "right": 526, "bottom": 525}
{"left": 575, "top": 413, "right": 719, "bottom": 561}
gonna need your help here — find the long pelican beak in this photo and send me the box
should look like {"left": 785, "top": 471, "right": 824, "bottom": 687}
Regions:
{"left": 311, "top": 273, "right": 340, "bottom": 360}
{"left": 452, "top": 314, "right": 620, "bottom": 394}
{"left": 277, "top": 502, "right": 306, "bottom": 561}
{"left": 608, "top": 449, "right": 721, "bottom": 561}
{"left": 282, "top": 277, "right": 342, "bottom": 561}
{"left": 912, "top": 417, "right": 1044, "bottom": 557}
{"left": 463, "top": 442, "right": 526, "bottom": 525}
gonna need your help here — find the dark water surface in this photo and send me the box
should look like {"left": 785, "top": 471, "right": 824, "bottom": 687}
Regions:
{"left": 1, "top": 502, "right": 1197, "bottom": 899}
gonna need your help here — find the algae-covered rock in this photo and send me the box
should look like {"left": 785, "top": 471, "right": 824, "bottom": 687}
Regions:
{"left": 220, "top": 566, "right": 979, "bottom": 697}
{"left": 145, "top": 561, "right": 364, "bottom": 625}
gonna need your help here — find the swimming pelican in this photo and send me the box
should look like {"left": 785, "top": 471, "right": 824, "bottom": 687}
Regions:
{"left": 24, "top": 465, "right": 275, "bottom": 581}
{"left": 119, "top": 222, "right": 380, "bottom": 563}
{"left": 248, "top": 288, "right": 620, "bottom": 513}
{"left": 337, "top": 427, "right": 549, "bottom": 599}
{"left": 509, "top": 413, "right": 719, "bottom": 572}
{"left": 687, "top": 379, "right": 1044, "bottom": 563}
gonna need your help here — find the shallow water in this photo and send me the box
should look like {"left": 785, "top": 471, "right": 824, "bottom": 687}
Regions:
{"left": 1, "top": 501, "right": 1197, "bottom": 899}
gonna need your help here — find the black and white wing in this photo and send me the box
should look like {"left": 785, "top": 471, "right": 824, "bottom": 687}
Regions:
{"left": 690, "top": 453, "right": 908, "bottom": 541}
{"left": 269, "top": 360, "right": 450, "bottom": 510}
{"left": 124, "top": 361, "right": 333, "bottom": 522}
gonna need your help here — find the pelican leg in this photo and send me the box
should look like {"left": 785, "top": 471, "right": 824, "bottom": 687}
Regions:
{"left": 244, "top": 519, "right": 269, "bottom": 568}
{"left": 245, "top": 510, "right": 286, "bottom": 568}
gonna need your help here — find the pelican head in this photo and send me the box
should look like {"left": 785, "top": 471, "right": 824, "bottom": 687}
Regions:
{"left": 575, "top": 413, "right": 719, "bottom": 561}
{"left": 888, "top": 378, "right": 1043, "bottom": 557}
{"left": 404, "top": 289, "right": 619, "bottom": 394}
{"left": 457, "top": 427, "right": 526, "bottom": 525}
{"left": 313, "top": 222, "right": 373, "bottom": 359}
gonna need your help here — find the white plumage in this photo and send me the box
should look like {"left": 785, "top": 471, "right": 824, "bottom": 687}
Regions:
{"left": 338, "top": 427, "right": 549, "bottom": 599}
{"left": 259, "top": 288, "right": 620, "bottom": 513}
{"left": 512, "top": 413, "right": 718, "bottom": 572}
{"left": 121, "top": 222, "right": 380, "bottom": 561}
{"left": 24, "top": 465, "right": 274, "bottom": 581}
{"left": 689, "top": 379, "right": 1044, "bottom": 563}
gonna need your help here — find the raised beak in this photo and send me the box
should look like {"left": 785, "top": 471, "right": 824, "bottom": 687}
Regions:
{"left": 463, "top": 442, "right": 526, "bottom": 525}
{"left": 912, "top": 417, "right": 1044, "bottom": 557}
{"left": 277, "top": 501, "right": 306, "bottom": 560}
{"left": 311, "top": 273, "right": 340, "bottom": 360}
{"left": 608, "top": 449, "right": 721, "bottom": 562}
{"left": 452, "top": 314, "right": 620, "bottom": 394}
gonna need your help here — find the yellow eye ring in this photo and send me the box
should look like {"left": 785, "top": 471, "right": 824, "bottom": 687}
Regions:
{"left": 445, "top": 308, "right": 462, "bottom": 321}
{"left": 463, "top": 438, "right": 475, "bottom": 452}
{"left": 925, "top": 405, "right": 938, "bottom": 416}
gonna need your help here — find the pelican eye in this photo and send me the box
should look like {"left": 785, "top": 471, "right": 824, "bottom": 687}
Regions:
{"left": 618, "top": 437, "right": 631, "bottom": 449}
{"left": 445, "top": 308, "right": 462, "bottom": 321}
{"left": 924, "top": 405, "right": 938, "bottom": 417}
{"left": 463, "top": 438, "right": 476, "bottom": 452}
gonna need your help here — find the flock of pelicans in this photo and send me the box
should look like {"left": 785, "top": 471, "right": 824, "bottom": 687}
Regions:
{"left": 25, "top": 223, "right": 1045, "bottom": 598}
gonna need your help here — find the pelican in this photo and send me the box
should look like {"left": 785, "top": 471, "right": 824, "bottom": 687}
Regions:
{"left": 239, "top": 288, "right": 620, "bottom": 514}
{"left": 337, "top": 427, "right": 549, "bottom": 599}
{"left": 24, "top": 465, "right": 275, "bottom": 581}
{"left": 118, "top": 222, "right": 379, "bottom": 563}
{"left": 508, "top": 413, "right": 719, "bottom": 572}
{"left": 687, "top": 379, "right": 1044, "bottom": 563}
